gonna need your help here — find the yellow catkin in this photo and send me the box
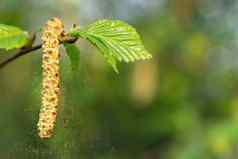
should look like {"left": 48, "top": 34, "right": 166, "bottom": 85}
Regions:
{"left": 37, "top": 17, "right": 64, "bottom": 139}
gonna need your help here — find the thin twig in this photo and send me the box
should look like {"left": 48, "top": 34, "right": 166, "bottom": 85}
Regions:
{"left": 0, "top": 36, "right": 78, "bottom": 69}
{"left": 0, "top": 44, "right": 42, "bottom": 68}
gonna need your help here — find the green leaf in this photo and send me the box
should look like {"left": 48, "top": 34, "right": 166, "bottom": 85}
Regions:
{"left": 69, "top": 20, "right": 152, "bottom": 72}
{"left": 64, "top": 43, "right": 80, "bottom": 73}
{"left": 0, "top": 24, "right": 28, "bottom": 50}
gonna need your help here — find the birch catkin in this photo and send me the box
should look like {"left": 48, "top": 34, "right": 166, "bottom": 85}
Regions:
{"left": 37, "top": 17, "right": 64, "bottom": 139}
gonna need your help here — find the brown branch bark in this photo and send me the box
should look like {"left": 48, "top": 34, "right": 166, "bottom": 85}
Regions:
{"left": 0, "top": 36, "right": 78, "bottom": 69}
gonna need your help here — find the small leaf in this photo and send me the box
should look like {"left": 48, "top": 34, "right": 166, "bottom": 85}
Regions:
{"left": 0, "top": 24, "right": 28, "bottom": 50}
{"left": 64, "top": 43, "right": 80, "bottom": 73}
{"left": 69, "top": 20, "right": 152, "bottom": 72}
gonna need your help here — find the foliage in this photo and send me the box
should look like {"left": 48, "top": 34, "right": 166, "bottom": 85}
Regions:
{"left": 69, "top": 20, "right": 152, "bottom": 73}
{"left": 64, "top": 43, "right": 80, "bottom": 73}
{"left": 0, "top": 24, "right": 28, "bottom": 50}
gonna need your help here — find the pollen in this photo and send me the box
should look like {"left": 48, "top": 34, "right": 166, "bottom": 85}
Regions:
{"left": 37, "top": 17, "right": 64, "bottom": 139}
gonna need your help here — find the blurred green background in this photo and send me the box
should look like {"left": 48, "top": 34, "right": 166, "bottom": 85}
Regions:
{"left": 1, "top": 0, "right": 238, "bottom": 159}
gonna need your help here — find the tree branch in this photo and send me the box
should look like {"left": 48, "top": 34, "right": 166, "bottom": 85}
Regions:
{"left": 0, "top": 36, "right": 78, "bottom": 69}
